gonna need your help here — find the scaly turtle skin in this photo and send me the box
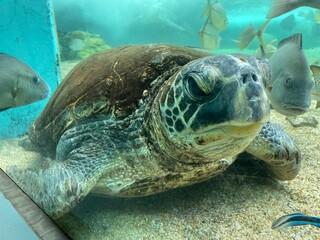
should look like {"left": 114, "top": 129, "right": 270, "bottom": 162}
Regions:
{"left": 8, "top": 44, "right": 301, "bottom": 218}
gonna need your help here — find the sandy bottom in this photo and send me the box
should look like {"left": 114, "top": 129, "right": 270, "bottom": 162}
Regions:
{"left": 0, "top": 48, "right": 320, "bottom": 239}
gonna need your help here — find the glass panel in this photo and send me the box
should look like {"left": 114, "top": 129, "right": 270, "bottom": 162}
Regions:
{"left": 1, "top": 0, "right": 320, "bottom": 239}
{"left": 0, "top": 193, "right": 38, "bottom": 240}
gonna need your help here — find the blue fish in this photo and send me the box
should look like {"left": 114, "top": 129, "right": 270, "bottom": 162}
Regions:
{"left": 272, "top": 213, "right": 320, "bottom": 229}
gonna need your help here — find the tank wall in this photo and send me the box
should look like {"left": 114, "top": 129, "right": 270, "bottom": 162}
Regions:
{"left": 0, "top": 0, "right": 60, "bottom": 139}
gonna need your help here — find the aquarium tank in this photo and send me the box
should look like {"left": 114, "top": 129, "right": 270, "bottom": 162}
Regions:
{"left": 1, "top": 0, "right": 320, "bottom": 239}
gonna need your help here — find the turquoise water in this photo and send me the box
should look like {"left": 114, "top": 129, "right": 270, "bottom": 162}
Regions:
{"left": 53, "top": 0, "right": 320, "bottom": 49}
{"left": 1, "top": 0, "right": 320, "bottom": 239}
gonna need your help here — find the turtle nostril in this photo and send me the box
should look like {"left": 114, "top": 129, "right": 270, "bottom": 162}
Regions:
{"left": 241, "top": 74, "right": 249, "bottom": 84}
{"left": 252, "top": 74, "right": 258, "bottom": 82}
{"left": 241, "top": 73, "right": 258, "bottom": 84}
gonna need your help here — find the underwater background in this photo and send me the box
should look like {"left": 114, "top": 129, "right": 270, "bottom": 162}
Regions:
{"left": 53, "top": 0, "right": 320, "bottom": 51}
{"left": 1, "top": 0, "right": 320, "bottom": 239}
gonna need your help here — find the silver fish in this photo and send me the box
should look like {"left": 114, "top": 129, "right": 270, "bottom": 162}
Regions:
{"left": 237, "top": 24, "right": 257, "bottom": 50}
{"left": 199, "top": 22, "right": 222, "bottom": 50}
{"left": 0, "top": 53, "right": 50, "bottom": 111}
{"left": 266, "top": 33, "right": 314, "bottom": 116}
{"left": 272, "top": 213, "right": 320, "bottom": 229}
{"left": 209, "top": 0, "right": 228, "bottom": 31}
{"left": 68, "top": 39, "right": 85, "bottom": 51}
{"left": 201, "top": 0, "right": 228, "bottom": 31}
{"left": 267, "top": 0, "right": 320, "bottom": 19}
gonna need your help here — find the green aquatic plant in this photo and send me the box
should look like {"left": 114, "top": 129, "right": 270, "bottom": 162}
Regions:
{"left": 58, "top": 31, "right": 111, "bottom": 61}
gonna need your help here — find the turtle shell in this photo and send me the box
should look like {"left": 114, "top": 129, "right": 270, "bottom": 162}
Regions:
{"left": 29, "top": 44, "right": 210, "bottom": 157}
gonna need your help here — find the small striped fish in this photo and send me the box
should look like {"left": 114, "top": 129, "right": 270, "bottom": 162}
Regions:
{"left": 272, "top": 213, "right": 320, "bottom": 229}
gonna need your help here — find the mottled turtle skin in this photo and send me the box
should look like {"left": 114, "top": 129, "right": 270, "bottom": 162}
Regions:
{"left": 9, "top": 44, "right": 301, "bottom": 218}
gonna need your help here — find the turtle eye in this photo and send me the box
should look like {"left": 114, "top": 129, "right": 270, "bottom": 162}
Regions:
{"left": 285, "top": 78, "right": 291, "bottom": 86}
{"left": 33, "top": 76, "right": 40, "bottom": 84}
{"left": 186, "top": 73, "right": 210, "bottom": 98}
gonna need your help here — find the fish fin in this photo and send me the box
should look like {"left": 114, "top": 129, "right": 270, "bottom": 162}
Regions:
{"left": 269, "top": 39, "right": 278, "bottom": 45}
{"left": 266, "top": 0, "right": 299, "bottom": 19}
{"left": 259, "top": 45, "right": 266, "bottom": 58}
{"left": 199, "top": 17, "right": 210, "bottom": 48}
{"left": 255, "top": 20, "right": 271, "bottom": 51}
{"left": 200, "top": 0, "right": 211, "bottom": 18}
{"left": 257, "top": 19, "right": 271, "bottom": 35}
{"left": 238, "top": 24, "right": 257, "bottom": 49}
{"left": 278, "top": 33, "right": 302, "bottom": 49}
{"left": 311, "top": 64, "right": 320, "bottom": 73}
{"left": 310, "top": 64, "right": 320, "bottom": 76}
{"left": 0, "top": 107, "right": 11, "bottom": 112}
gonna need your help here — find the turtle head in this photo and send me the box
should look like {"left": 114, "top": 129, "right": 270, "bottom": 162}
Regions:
{"left": 153, "top": 54, "right": 270, "bottom": 163}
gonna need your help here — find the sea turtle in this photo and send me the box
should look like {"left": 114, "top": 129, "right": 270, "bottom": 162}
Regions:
{"left": 8, "top": 44, "right": 301, "bottom": 219}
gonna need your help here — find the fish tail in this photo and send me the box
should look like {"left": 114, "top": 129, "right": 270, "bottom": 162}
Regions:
{"left": 266, "top": 0, "right": 299, "bottom": 19}
{"left": 258, "top": 19, "right": 271, "bottom": 36}
{"left": 256, "top": 19, "right": 272, "bottom": 52}
{"left": 237, "top": 24, "right": 257, "bottom": 49}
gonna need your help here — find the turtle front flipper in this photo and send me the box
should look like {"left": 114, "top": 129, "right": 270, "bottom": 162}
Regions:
{"left": 7, "top": 121, "right": 115, "bottom": 219}
{"left": 244, "top": 122, "right": 301, "bottom": 180}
